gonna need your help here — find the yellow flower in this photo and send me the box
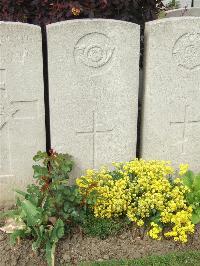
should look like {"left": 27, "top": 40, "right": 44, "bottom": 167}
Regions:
{"left": 76, "top": 159, "right": 194, "bottom": 243}
{"left": 71, "top": 7, "right": 81, "bottom": 16}
{"left": 179, "top": 164, "right": 189, "bottom": 176}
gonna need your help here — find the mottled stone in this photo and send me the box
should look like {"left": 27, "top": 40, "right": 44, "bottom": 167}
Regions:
{"left": 141, "top": 17, "right": 200, "bottom": 172}
{"left": 47, "top": 19, "right": 140, "bottom": 177}
{"left": 194, "top": 0, "right": 200, "bottom": 7}
{"left": 0, "top": 22, "right": 45, "bottom": 206}
{"left": 166, "top": 7, "right": 200, "bottom": 17}
{"left": 163, "top": 0, "right": 192, "bottom": 8}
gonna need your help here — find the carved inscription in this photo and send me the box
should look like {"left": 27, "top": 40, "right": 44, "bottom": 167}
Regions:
{"left": 172, "top": 33, "right": 200, "bottom": 70}
{"left": 0, "top": 68, "right": 38, "bottom": 175}
{"left": 74, "top": 32, "right": 115, "bottom": 69}
{"left": 0, "top": 69, "right": 12, "bottom": 173}
{"left": 0, "top": 32, "right": 37, "bottom": 64}
{"left": 170, "top": 105, "right": 200, "bottom": 154}
{"left": 76, "top": 111, "right": 114, "bottom": 168}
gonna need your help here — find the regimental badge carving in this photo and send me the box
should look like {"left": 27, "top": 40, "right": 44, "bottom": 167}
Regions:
{"left": 74, "top": 32, "right": 115, "bottom": 69}
{"left": 172, "top": 33, "right": 200, "bottom": 70}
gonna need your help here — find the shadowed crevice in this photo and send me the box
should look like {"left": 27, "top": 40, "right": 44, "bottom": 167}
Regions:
{"left": 41, "top": 25, "right": 51, "bottom": 153}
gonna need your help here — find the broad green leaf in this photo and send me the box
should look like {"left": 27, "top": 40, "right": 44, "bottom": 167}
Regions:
{"left": 46, "top": 241, "right": 56, "bottom": 266}
{"left": 193, "top": 175, "right": 200, "bottom": 191}
{"left": 192, "top": 212, "right": 200, "bottom": 224}
{"left": 33, "top": 151, "right": 47, "bottom": 162}
{"left": 21, "top": 199, "right": 42, "bottom": 226}
{"left": 50, "top": 219, "right": 64, "bottom": 243}
{"left": 15, "top": 189, "right": 27, "bottom": 198}
{"left": 32, "top": 165, "right": 48, "bottom": 179}
{"left": 32, "top": 225, "right": 45, "bottom": 251}
{"left": 182, "top": 171, "right": 194, "bottom": 189}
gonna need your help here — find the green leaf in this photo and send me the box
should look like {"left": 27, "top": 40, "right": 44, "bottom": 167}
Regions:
{"left": 15, "top": 189, "right": 28, "bottom": 198}
{"left": 182, "top": 170, "right": 194, "bottom": 189}
{"left": 191, "top": 212, "right": 200, "bottom": 225}
{"left": 46, "top": 241, "right": 56, "bottom": 266}
{"left": 193, "top": 175, "right": 200, "bottom": 191}
{"left": 33, "top": 151, "right": 48, "bottom": 162}
{"left": 21, "top": 199, "right": 42, "bottom": 226}
{"left": 32, "top": 165, "right": 48, "bottom": 179}
{"left": 64, "top": 202, "right": 71, "bottom": 212}
{"left": 32, "top": 225, "right": 45, "bottom": 251}
{"left": 50, "top": 219, "right": 64, "bottom": 243}
{"left": 10, "top": 229, "right": 27, "bottom": 244}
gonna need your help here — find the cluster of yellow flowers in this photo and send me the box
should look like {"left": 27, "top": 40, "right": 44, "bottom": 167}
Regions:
{"left": 76, "top": 167, "right": 132, "bottom": 218}
{"left": 76, "top": 159, "right": 194, "bottom": 243}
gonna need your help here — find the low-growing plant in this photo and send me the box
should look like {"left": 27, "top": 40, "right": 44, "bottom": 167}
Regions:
{"left": 1, "top": 150, "right": 83, "bottom": 266}
{"left": 81, "top": 211, "right": 130, "bottom": 239}
{"left": 182, "top": 170, "right": 200, "bottom": 224}
{"left": 76, "top": 160, "right": 195, "bottom": 243}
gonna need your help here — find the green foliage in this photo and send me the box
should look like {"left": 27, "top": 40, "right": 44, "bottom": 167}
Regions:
{"left": 6, "top": 150, "right": 83, "bottom": 266}
{"left": 182, "top": 171, "right": 200, "bottom": 224}
{"left": 81, "top": 212, "right": 130, "bottom": 239}
{"left": 80, "top": 251, "right": 200, "bottom": 266}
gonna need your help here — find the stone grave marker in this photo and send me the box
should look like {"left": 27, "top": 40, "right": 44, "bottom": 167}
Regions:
{"left": 163, "top": 0, "right": 192, "bottom": 8}
{"left": 47, "top": 19, "right": 140, "bottom": 177}
{"left": 194, "top": 0, "right": 200, "bottom": 7}
{"left": 0, "top": 22, "right": 46, "bottom": 206}
{"left": 166, "top": 7, "right": 200, "bottom": 17}
{"left": 141, "top": 17, "right": 200, "bottom": 172}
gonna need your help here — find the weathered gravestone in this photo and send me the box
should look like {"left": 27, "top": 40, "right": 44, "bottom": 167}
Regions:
{"left": 47, "top": 19, "right": 140, "bottom": 177}
{"left": 166, "top": 7, "right": 200, "bottom": 17}
{"left": 194, "top": 0, "right": 200, "bottom": 7}
{"left": 163, "top": 0, "right": 192, "bottom": 8}
{"left": 141, "top": 17, "right": 200, "bottom": 172}
{"left": 0, "top": 22, "right": 46, "bottom": 206}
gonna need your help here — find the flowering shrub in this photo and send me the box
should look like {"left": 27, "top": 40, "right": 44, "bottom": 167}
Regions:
{"left": 77, "top": 159, "right": 194, "bottom": 243}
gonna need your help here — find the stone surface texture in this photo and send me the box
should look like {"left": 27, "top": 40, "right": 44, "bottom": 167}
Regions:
{"left": 141, "top": 17, "right": 200, "bottom": 172}
{"left": 0, "top": 22, "right": 46, "bottom": 206}
{"left": 47, "top": 19, "right": 140, "bottom": 178}
{"left": 194, "top": 0, "right": 200, "bottom": 7}
{"left": 166, "top": 7, "right": 200, "bottom": 17}
{"left": 163, "top": 0, "right": 192, "bottom": 8}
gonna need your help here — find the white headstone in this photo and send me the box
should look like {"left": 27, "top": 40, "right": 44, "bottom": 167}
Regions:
{"left": 166, "top": 7, "right": 200, "bottom": 17}
{"left": 163, "top": 0, "right": 192, "bottom": 8}
{"left": 141, "top": 17, "right": 200, "bottom": 172}
{"left": 47, "top": 19, "right": 140, "bottom": 177}
{"left": 0, "top": 22, "right": 46, "bottom": 206}
{"left": 194, "top": 0, "right": 200, "bottom": 7}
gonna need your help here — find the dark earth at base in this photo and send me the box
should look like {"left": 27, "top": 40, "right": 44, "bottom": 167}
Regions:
{"left": 1, "top": 224, "right": 200, "bottom": 266}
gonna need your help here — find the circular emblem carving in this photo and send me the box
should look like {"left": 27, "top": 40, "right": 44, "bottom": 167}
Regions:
{"left": 172, "top": 33, "right": 200, "bottom": 70}
{"left": 74, "top": 32, "right": 115, "bottom": 69}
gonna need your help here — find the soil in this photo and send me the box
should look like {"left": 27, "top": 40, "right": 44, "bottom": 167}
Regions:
{"left": 1, "top": 224, "right": 200, "bottom": 266}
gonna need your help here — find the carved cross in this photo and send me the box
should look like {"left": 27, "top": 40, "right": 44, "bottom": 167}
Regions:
{"left": 0, "top": 68, "right": 38, "bottom": 176}
{"left": 76, "top": 111, "right": 114, "bottom": 168}
{"left": 170, "top": 105, "right": 200, "bottom": 154}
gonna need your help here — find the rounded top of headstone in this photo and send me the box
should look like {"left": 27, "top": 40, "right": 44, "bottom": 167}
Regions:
{"left": 165, "top": 7, "right": 200, "bottom": 18}
{"left": 0, "top": 21, "right": 41, "bottom": 31}
{"left": 47, "top": 18, "right": 140, "bottom": 30}
{"left": 146, "top": 16, "right": 200, "bottom": 27}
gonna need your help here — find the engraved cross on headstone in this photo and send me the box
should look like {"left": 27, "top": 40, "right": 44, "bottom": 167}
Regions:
{"left": 76, "top": 111, "right": 114, "bottom": 168}
{"left": 170, "top": 105, "right": 200, "bottom": 154}
{"left": 0, "top": 68, "right": 38, "bottom": 176}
